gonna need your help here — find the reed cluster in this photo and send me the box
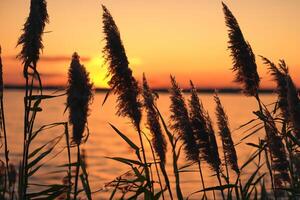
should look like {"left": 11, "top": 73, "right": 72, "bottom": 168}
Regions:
{"left": 0, "top": 1, "right": 299, "bottom": 200}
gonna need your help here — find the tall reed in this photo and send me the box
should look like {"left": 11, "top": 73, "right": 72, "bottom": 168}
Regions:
{"left": 169, "top": 76, "right": 199, "bottom": 162}
{"left": 214, "top": 93, "right": 239, "bottom": 175}
{"left": 261, "top": 56, "right": 289, "bottom": 120}
{"left": 16, "top": 0, "right": 49, "bottom": 198}
{"left": 169, "top": 76, "right": 200, "bottom": 199}
{"left": 101, "top": 5, "right": 151, "bottom": 193}
{"left": 188, "top": 81, "right": 210, "bottom": 199}
{"left": 142, "top": 74, "right": 173, "bottom": 199}
{"left": 66, "top": 52, "right": 93, "bottom": 199}
{"left": 0, "top": 46, "right": 10, "bottom": 197}
{"left": 264, "top": 110, "right": 290, "bottom": 196}
{"left": 286, "top": 76, "right": 300, "bottom": 139}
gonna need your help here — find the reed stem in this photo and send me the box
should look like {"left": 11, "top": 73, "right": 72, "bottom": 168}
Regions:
{"left": 160, "top": 163, "right": 173, "bottom": 200}
{"left": 173, "top": 146, "right": 183, "bottom": 200}
{"left": 1, "top": 98, "right": 10, "bottom": 198}
{"left": 64, "top": 123, "right": 72, "bottom": 199}
{"left": 74, "top": 144, "right": 80, "bottom": 200}
{"left": 145, "top": 132, "right": 165, "bottom": 200}
{"left": 22, "top": 74, "right": 35, "bottom": 198}
{"left": 216, "top": 171, "right": 226, "bottom": 200}
{"left": 137, "top": 128, "right": 152, "bottom": 192}
{"left": 255, "top": 93, "right": 277, "bottom": 200}
{"left": 197, "top": 160, "right": 207, "bottom": 199}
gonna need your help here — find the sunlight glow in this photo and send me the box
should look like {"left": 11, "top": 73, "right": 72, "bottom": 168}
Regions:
{"left": 87, "top": 56, "right": 109, "bottom": 88}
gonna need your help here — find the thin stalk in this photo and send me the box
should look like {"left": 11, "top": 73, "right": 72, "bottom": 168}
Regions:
{"left": 216, "top": 171, "right": 226, "bottom": 200}
{"left": 255, "top": 94, "right": 277, "bottom": 200}
{"left": 137, "top": 128, "right": 152, "bottom": 192}
{"left": 20, "top": 72, "right": 29, "bottom": 199}
{"left": 233, "top": 173, "right": 241, "bottom": 200}
{"left": 160, "top": 163, "right": 173, "bottom": 200}
{"left": 154, "top": 105, "right": 182, "bottom": 200}
{"left": 264, "top": 146, "right": 276, "bottom": 199}
{"left": 143, "top": 132, "right": 165, "bottom": 200}
{"left": 74, "top": 144, "right": 80, "bottom": 200}
{"left": 282, "top": 124, "right": 295, "bottom": 197}
{"left": 64, "top": 123, "right": 72, "bottom": 199}
{"left": 22, "top": 75, "right": 35, "bottom": 198}
{"left": 221, "top": 139, "right": 231, "bottom": 199}
{"left": 1, "top": 98, "right": 10, "bottom": 198}
{"left": 149, "top": 164, "right": 154, "bottom": 194}
{"left": 173, "top": 146, "right": 183, "bottom": 200}
{"left": 197, "top": 160, "right": 207, "bottom": 199}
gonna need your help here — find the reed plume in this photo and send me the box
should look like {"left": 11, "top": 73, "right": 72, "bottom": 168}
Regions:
{"left": 169, "top": 76, "right": 199, "bottom": 162}
{"left": 204, "top": 112, "right": 222, "bottom": 172}
{"left": 214, "top": 93, "right": 239, "bottom": 174}
{"left": 261, "top": 56, "right": 289, "bottom": 119}
{"left": 286, "top": 76, "right": 300, "bottom": 139}
{"left": 264, "top": 110, "right": 290, "bottom": 189}
{"left": 222, "top": 2, "right": 260, "bottom": 96}
{"left": 102, "top": 5, "right": 141, "bottom": 131}
{"left": 142, "top": 74, "right": 167, "bottom": 165}
{"left": 67, "top": 53, "right": 93, "bottom": 144}
{"left": 188, "top": 81, "right": 210, "bottom": 163}
{"left": 187, "top": 84, "right": 222, "bottom": 172}
{"left": 17, "top": 0, "right": 49, "bottom": 74}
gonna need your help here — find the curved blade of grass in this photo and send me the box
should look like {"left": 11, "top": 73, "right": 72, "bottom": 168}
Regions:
{"left": 109, "top": 177, "right": 121, "bottom": 200}
{"left": 109, "top": 123, "right": 141, "bottom": 161}
{"left": 246, "top": 173, "right": 266, "bottom": 199}
{"left": 106, "top": 157, "right": 144, "bottom": 166}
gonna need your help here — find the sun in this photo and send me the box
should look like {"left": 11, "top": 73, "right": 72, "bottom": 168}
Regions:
{"left": 86, "top": 56, "right": 109, "bottom": 88}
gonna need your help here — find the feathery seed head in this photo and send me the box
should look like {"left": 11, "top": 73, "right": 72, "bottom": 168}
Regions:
{"left": 204, "top": 112, "right": 222, "bottom": 172}
{"left": 142, "top": 74, "right": 167, "bottom": 165}
{"left": 169, "top": 76, "right": 199, "bottom": 162}
{"left": 17, "top": 0, "right": 49, "bottom": 72}
{"left": 286, "top": 76, "right": 300, "bottom": 139}
{"left": 222, "top": 2, "right": 260, "bottom": 96}
{"left": 188, "top": 81, "right": 211, "bottom": 163}
{"left": 261, "top": 56, "right": 289, "bottom": 120}
{"left": 67, "top": 52, "right": 93, "bottom": 145}
{"left": 102, "top": 5, "right": 142, "bottom": 131}
{"left": 214, "top": 93, "right": 239, "bottom": 174}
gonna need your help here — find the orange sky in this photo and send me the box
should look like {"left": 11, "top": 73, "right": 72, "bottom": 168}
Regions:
{"left": 0, "top": 0, "right": 299, "bottom": 89}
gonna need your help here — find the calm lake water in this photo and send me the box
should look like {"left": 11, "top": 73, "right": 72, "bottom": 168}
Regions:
{"left": 1, "top": 90, "right": 276, "bottom": 199}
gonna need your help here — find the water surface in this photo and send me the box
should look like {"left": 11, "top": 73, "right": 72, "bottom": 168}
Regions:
{"left": 2, "top": 90, "right": 275, "bottom": 199}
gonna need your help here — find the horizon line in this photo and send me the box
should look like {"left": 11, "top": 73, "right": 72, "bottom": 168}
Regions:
{"left": 2, "top": 84, "right": 282, "bottom": 94}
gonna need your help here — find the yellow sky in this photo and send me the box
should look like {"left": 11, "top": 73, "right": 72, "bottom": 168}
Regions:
{"left": 0, "top": 0, "right": 299, "bottom": 88}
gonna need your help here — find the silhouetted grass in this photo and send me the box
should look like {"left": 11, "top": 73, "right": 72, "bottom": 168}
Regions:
{"left": 0, "top": 1, "right": 299, "bottom": 200}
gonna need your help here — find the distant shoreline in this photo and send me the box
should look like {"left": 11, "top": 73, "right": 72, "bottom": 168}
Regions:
{"left": 3, "top": 84, "right": 278, "bottom": 94}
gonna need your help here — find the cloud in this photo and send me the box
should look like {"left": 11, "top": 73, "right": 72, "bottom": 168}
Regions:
{"left": 5, "top": 55, "right": 91, "bottom": 62}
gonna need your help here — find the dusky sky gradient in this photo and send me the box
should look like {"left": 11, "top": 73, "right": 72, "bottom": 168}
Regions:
{"left": 1, "top": 0, "right": 299, "bottom": 88}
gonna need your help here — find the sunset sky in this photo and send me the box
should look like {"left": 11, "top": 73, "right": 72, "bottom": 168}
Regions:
{"left": 0, "top": 0, "right": 299, "bottom": 89}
